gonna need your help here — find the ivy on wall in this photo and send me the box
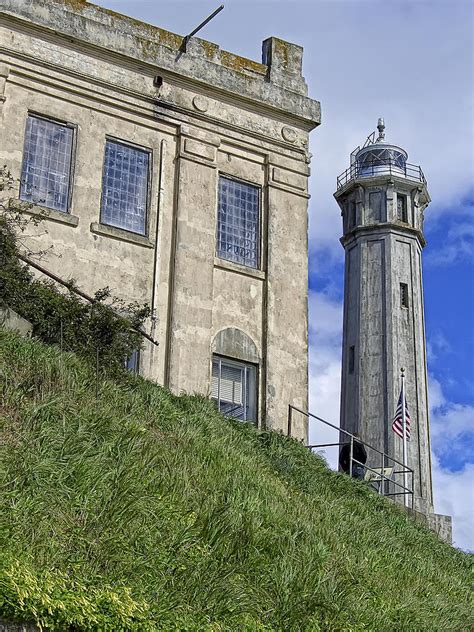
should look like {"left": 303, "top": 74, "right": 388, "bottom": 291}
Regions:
{"left": 0, "top": 166, "right": 150, "bottom": 377}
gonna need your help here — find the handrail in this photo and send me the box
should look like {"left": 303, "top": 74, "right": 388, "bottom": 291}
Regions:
{"left": 289, "top": 404, "right": 414, "bottom": 508}
{"left": 336, "top": 158, "right": 426, "bottom": 190}
{"left": 290, "top": 404, "right": 409, "bottom": 472}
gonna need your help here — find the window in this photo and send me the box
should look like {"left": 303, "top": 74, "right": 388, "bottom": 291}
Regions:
{"left": 101, "top": 140, "right": 150, "bottom": 235}
{"left": 216, "top": 176, "right": 260, "bottom": 269}
{"left": 368, "top": 191, "right": 384, "bottom": 223}
{"left": 397, "top": 194, "right": 408, "bottom": 223}
{"left": 349, "top": 201, "right": 356, "bottom": 229}
{"left": 125, "top": 349, "right": 140, "bottom": 374}
{"left": 400, "top": 283, "right": 409, "bottom": 309}
{"left": 211, "top": 356, "right": 257, "bottom": 422}
{"left": 20, "top": 114, "right": 75, "bottom": 212}
{"left": 349, "top": 346, "right": 355, "bottom": 373}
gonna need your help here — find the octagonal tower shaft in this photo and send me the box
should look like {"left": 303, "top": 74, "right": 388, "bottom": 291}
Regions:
{"left": 335, "top": 123, "right": 433, "bottom": 513}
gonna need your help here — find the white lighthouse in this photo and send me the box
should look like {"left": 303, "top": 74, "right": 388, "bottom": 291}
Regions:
{"left": 334, "top": 120, "right": 434, "bottom": 514}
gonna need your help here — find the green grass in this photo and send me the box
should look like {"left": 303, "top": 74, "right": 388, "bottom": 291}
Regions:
{"left": 0, "top": 328, "right": 471, "bottom": 631}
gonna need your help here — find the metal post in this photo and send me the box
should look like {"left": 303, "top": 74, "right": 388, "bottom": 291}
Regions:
{"left": 349, "top": 434, "right": 354, "bottom": 478}
{"left": 401, "top": 368, "right": 409, "bottom": 508}
{"left": 380, "top": 451, "right": 384, "bottom": 495}
{"left": 96, "top": 348, "right": 99, "bottom": 399}
{"left": 288, "top": 405, "right": 292, "bottom": 437}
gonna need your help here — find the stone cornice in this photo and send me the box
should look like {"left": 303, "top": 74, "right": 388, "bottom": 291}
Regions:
{"left": 0, "top": 0, "right": 321, "bottom": 129}
{"left": 340, "top": 222, "right": 426, "bottom": 250}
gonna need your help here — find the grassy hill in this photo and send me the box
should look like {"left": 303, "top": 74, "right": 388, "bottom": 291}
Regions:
{"left": 0, "top": 328, "right": 471, "bottom": 631}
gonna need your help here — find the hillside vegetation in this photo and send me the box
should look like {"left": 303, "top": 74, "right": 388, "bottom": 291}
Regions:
{"left": 0, "top": 328, "right": 471, "bottom": 631}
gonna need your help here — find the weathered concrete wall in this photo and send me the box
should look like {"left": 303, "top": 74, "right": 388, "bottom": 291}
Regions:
{"left": 405, "top": 508, "right": 453, "bottom": 545}
{"left": 0, "top": 308, "right": 33, "bottom": 337}
{"left": 0, "top": 0, "right": 320, "bottom": 439}
{"left": 336, "top": 171, "right": 434, "bottom": 513}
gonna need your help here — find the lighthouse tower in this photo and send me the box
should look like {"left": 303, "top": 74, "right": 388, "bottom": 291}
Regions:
{"left": 334, "top": 120, "right": 433, "bottom": 513}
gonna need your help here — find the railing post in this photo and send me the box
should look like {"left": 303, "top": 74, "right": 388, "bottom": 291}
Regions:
{"left": 380, "top": 452, "right": 384, "bottom": 495}
{"left": 287, "top": 405, "right": 292, "bottom": 437}
{"left": 349, "top": 435, "right": 353, "bottom": 478}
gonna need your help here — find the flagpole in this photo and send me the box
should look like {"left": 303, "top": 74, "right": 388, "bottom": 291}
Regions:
{"left": 401, "top": 367, "right": 409, "bottom": 508}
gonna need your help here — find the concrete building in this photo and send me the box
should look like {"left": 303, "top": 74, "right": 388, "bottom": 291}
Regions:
{"left": 335, "top": 120, "right": 450, "bottom": 539}
{"left": 0, "top": 0, "right": 320, "bottom": 439}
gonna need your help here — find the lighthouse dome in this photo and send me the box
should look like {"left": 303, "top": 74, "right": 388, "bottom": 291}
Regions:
{"left": 355, "top": 118, "right": 408, "bottom": 178}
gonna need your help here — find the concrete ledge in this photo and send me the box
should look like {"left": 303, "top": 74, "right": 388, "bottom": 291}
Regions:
{"left": 214, "top": 256, "right": 265, "bottom": 280}
{"left": 0, "top": 308, "right": 33, "bottom": 337}
{"left": 9, "top": 199, "right": 79, "bottom": 227}
{"left": 90, "top": 222, "right": 154, "bottom": 248}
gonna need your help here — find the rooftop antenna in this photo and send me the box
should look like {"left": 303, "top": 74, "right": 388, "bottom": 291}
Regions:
{"left": 179, "top": 4, "right": 224, "bottom": 56}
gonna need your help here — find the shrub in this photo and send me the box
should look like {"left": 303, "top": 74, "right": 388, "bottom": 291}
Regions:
{"left": 0, "top": 166, "right": 150, "bottom": 376}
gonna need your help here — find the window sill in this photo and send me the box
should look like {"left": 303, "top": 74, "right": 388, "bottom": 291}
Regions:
{"left": 90, "top": 222, "right": 154, "bottom": 248}
{"left": 12, "top": 200, "right": 79, "bottom": 227}
{"left": 214, "top": 256, "right": 265, "bottom": 280}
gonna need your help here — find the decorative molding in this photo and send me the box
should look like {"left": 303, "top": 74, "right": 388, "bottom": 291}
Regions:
{"left": 281, "top": 126, "right": 297, "bottom": 143}
{"left": 183, "top": 138, "right": 216, "bottom": 162}
{"left": 192, "top": 95, "right": 209, "bottom": 112}
{"left": 0, "top": 63, "right": 10, "bottom": 106}
{"left": 272, "top": 166, "right": 306, "bottom": 191}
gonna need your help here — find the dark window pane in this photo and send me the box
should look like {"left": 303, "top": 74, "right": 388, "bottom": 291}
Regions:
{"left": 400, "top": 283, "right": 409, "bottom": 309}
{"left": 125, "top": 349, "right": 140, "bottom": 374}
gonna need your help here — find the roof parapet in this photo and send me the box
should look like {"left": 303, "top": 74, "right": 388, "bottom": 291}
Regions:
{"left": 0, "top": 0, "right": 320, "bottom": 127}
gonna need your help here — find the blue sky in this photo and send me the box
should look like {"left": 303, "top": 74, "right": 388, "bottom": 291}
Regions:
{"left": 94, "top": 0, "right": 473, "bottom": 550}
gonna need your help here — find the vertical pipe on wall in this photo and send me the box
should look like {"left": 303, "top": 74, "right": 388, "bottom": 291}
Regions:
{"left": 150, "top": 139, "right": 166, "bottom": 338}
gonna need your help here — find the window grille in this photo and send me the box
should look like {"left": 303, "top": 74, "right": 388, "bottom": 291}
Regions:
{"left": 216, "top": 176, "right": 260, "bottom": 268}
{"left": 101, "top": 140, "right": 150, "bottom": 235}
{"left": 211, "top": 356, "right": 257, "bottom": 422}
{"left": 397, "top": 194, "right": 408, "bottom": 223}
{"left": 400, "top": 283, "right": 409, "bottom": 309}
{"left": 20, "top": 115, "right": 74, "bottom": 212}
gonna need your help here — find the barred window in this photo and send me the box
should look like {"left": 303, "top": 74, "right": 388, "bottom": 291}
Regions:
{"left": 349, "top": 346, "right": 355, "bottom": 374}
{"left": 216, "top": 176, "right": 260, "bottom": 269}
{"left": 397, "top": 194, "right": 408, "bottom": 223}
{"left": 400, "top": 283, "right": 409, "bottom": 309}
{"left": 20, "top": 114, "right": 74, "bottom": 212}
{"left": 211, "top": 356, "right": 257, "bottom": 422}
{"left": 101, "top": 140, "right": 150, "bottom": 235}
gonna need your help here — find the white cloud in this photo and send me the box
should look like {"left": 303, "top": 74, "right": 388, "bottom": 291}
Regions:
{"left": 432, "top": 456, "right": 474, "bottom": 552}
{"left": 428, "top": 375, "right": 474, "bottom": 550}
{"left": 425, "top": 216, "right": 474, "bottom": 267}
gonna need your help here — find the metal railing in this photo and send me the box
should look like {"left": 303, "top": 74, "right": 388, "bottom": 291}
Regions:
{"left": 336, "top": 159, "right": 426, "bottom": 190}
{"left": 288, "top": 405, "right": 414, "bottom": 508}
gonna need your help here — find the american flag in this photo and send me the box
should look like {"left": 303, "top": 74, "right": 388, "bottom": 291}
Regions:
{"left": 392, "top": 390, "right": 411, "bottom": 440}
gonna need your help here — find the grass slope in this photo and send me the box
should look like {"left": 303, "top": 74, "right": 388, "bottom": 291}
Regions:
{"left": 0, "top": 329, "right": 471, "bottom": 631}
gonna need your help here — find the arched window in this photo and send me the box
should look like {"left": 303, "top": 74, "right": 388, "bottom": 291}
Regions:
{"left": 211, "top": 328, "right": 259, "bottom": 422}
